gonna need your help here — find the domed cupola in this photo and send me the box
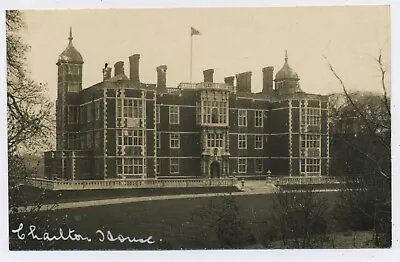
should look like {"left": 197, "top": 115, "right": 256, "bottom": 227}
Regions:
{"left": 275, "top": 50, "right": 299, "bottom": 81}
{"left": 57, "top": 27, "right": 83, "bottom": 64}
{"left": 274, "top": 50, "right": 301, "bottom": 95}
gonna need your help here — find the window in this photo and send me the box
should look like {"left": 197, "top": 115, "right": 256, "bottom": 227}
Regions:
{"left": 238, "top": 158, "right": 247, "bottom": 174}
{"left": 300, "top": 159, "right": 321, "bottom": 174}
{"left": 67, "top": 133, "right": 78, "bottom": 149}
{"left": 133, "top": 130, "right": 143, "bottom": 146}
{"left": 95, "top": 101, "right": 101, "bottom": 120}
{"left": 170, "top": 159, "right": 179, "bottom": 174}
{"left": 94, "top": 131, "right": 101, "bottom": 149}
{"left": 69, "top": 64, "right": 80, "bottom": 75}
{"left": 301, "top": 107, "right": 321, "bottom": 126}
{"left": 68, "top": 83, "right": 80, "bottom": 92}
{"left": 117, "top": 129, "right": 143, "bottom": 146}
{"left": 68, "top": 106, "right": 79, "bottom": 124}
{"left": 117, "top": 130, "right": 123, "bottom": 146}
{"left": 156, "top": 105, "right": 160, "bottom": 124}
{"left": 169, "top": 106, "right": 179, "bottom": 124}
{"left": 133, "top": 158, "right": 144, "bottom": 174}
{"left": 219, "top": 102, "right": 227, "bottom": 124}
{"left": 124, "top": 131, "right": 133, "bottom": 146}
{"left": 196, "top": 102, "right": 201, "bottom": 124}
{"left": 124, "top": 158, "right": 133, "bottom": 174}
{"left": 238, "top": 109, "right": 247, "bottom": 126}
{"left": 118, "top": 158, "right": 144, "bottom": 175}
{"left": 122, "top": 99, "right": 143, "bottom": 119}
{"left": 170, "top": 133, "right": 180, "bottom": 148}
{"left": 87, "top": 133, "right": 92, "bottom": 149}
{"left": 211, "top": 108, "right": 218, "bottom": 123}
{"left": 117, "top": 99, "right": 122, "bottom": 117}
{"left": 207, "top": 133, "right": 224, "bottom": 148}
{"left": 202, "top": 101, "right": 227, "bottom": 124}
{"left": 87, "top": 103, "right": 92, "bottom": 123}
{"left": 300, "top": 134, "right": 320, "bottom": 148}
{"left": 307, "top": 159, "right": 320, "bottom": 173}
{"left": 255, "top": 110, "right": 263, "bottom": 127}
{"left": 238, "top": 134, "right": 247, "bottom": 149}
{"left": 117, "top": 158, "right": 123, "bottom": 174}
{"left": 156, "top": 132, "right": 161, "bottom": 148}
{"left": 306, "top": 108, "right": 321, "bottom": 125}
{"left": 123, "top": 100, "right": 132, "bottom": 118}
{"left": 255, "top": 135, "right": 263, "bottom": 149}
{"left": 255, "top": 159, "right": 263, "bottom": 174}
{"left": 80, "top": 105, "right": 86, "bottom": 124}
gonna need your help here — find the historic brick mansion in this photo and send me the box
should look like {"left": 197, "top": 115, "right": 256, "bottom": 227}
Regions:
{"left": 44, "top": 29, "right": 330, "bottom": 180}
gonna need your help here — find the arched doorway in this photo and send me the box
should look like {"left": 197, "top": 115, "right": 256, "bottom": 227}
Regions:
{"left": 210, "top": 161, "right": 220, "bottom": 178}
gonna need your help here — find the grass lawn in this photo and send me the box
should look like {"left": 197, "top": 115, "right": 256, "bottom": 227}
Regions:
{"left": 10, "top": 191, "right": 349, "bottom": 250}
{"left": 268, "top": 230, "right": 375, "bottom": 249}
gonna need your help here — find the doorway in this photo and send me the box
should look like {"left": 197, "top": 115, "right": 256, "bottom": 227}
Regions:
{"left": 210, "top": 161, "right": 220, "bottom": 178}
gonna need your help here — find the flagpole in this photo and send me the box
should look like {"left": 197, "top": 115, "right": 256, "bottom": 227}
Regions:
{"left": 190, "top": 34, "right": 193, "bottom": 83}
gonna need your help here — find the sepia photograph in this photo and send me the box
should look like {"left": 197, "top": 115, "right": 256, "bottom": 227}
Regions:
{"left": 4, "top": 3, "right": 393, "bottom": 254}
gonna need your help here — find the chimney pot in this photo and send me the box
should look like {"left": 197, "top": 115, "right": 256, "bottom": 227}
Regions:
{"left": 114, "top": 61, "right": 124, "bottom": 76}
{"left": 156, "top": 65, "right": 168, "bottom": 89}
{"left": 224, "top": 76, "right": 235, "bottom": 86}
{"left": 103, "top": 65, "right": 112, "bottom": 80}
{"left": 236, "top": 71, "right": 252, "bottom": 92}
{"left": 129, "top": 54, "right": 140, "bottom": 86}
{"left": 262, "top": 66, "right": 274, "bottom": 93}
{"left": 203, "top": 68, "right": 214, "bottom": 83}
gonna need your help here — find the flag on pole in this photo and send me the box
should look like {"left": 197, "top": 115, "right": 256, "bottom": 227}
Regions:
{"left": 190, "top": 27, "right": 201, "bottom": 83}
{"left": 191, "top": 27, "right": 201, "bottom": 36}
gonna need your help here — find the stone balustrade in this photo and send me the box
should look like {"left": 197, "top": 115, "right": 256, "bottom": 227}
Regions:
{"left": 177, "top": 82, "right": 197, "bottom": 89}
{"left": 24, "top": 177, "right": 238, "bottom": 191}
{"left": 177, "top": 82, "right": 230, "bottom": 90}
{"left": 270, "top": 176, "right": 342, "bottom": 185}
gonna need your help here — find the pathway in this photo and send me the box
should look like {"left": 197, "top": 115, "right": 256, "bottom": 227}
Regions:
{"left": 19, "top": 181, "right": 339, "bottom": 212}
{"left": 19, "top": 181, "right": 277, "bottom": 212}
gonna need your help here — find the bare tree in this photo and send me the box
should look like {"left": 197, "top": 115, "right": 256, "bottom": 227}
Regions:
{"left": 7, "top": 10, "right": 54, "bottom": 163}
{"left": 7, "top": 10, "right": 58, "bottom": 250}
{"left": 191, "top": 195, "right": 254, "bottom": 249}
{"left": 324, "top": 51, "right": 391, "bottom": 247}
{"left": 270, "top": 188, "right": 329, "bottom": 248}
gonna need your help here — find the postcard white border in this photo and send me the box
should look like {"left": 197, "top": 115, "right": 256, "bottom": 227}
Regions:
{"left": 0, "top": 1, "right": 398, "bottom": 262}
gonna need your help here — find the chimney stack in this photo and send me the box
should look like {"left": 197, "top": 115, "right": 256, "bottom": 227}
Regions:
{"left": 224, "top": 76, "right": 235, "bottom": 86}
{"left": 236, "top": 71, "right": 252, "bottom": 93}
{"left": 129, "top": 54, "right": 140, "bottom": 86}
{"left": 203, "top": 69, "right": 214, "bottom": 83}
{"left": 103, "top": 64, "right": 112, "bottom": 80}
{"left": 156, "top": 65, "right": 168, "bottom": 89}
{"left": 114, "top": 61, "right": 125, "bottom": 76}
{"left": 262, "top": 66, "right": 274, "bottom": 93}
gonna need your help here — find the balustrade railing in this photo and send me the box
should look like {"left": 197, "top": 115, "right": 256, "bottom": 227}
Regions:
{"left": 24, "top": 177, "right": 238, "bottom": 191}
{"left": 271, "top": 176, "right": 342, "bottom": 185}
{"left": 177, "top": 82, "right": 230, "bottom": 90}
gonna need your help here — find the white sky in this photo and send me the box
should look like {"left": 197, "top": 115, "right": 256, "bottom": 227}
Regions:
{"left": 21, "top": 6, "right": 390, "bottom": 102}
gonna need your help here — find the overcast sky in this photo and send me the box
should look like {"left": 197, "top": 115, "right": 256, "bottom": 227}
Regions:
{"left": 21, "top": 6, "right": 390, "bottom": 102}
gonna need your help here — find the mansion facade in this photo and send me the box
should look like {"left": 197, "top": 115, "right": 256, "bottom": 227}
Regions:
{"left": 44, "top": 30, "right": 330, "bottom": 180}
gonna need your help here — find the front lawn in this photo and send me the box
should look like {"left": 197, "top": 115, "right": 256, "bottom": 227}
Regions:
{"left": 10, "top": 192, "right": 346, "bottom": 250}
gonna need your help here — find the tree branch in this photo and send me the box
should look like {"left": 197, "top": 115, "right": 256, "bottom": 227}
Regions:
{"left": 323, "top": 55, "right": 391, "bottom": 157}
